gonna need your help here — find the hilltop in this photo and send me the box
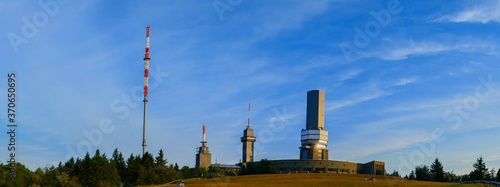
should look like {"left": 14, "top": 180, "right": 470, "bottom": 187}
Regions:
{"left": 145, "top": 173, "right": 481, "bottom": 187}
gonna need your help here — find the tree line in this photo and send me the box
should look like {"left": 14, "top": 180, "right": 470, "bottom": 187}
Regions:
{"left": 1, "top": 148, "right": 203, "bottom": 186}
{"left": 398, "top": 156, "right": 500, "bottom": 182}
{"left": 0, "top": 148, "right": 280, "bottom": 187}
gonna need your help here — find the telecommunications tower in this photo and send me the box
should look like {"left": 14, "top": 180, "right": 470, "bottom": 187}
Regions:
{"left": 142, "top": 25, "right": 151, "bottom": 155}
{"left": 196, "top": 125, "right": 212, "bottom": 169}
{"left": 241, "top": 102, "right": 256, "bottom": 163}
{"left": 299, "top": 90, "right": 329, "bottom": 160}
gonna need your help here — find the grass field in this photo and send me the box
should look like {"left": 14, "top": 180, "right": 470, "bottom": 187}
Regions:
{"left": 146, "top": 173, "right": 481, "bottom": 187}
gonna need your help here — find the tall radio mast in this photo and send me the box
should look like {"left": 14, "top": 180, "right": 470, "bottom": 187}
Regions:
{"left": 142, "top": 25, "right": 151, "bottom": 155}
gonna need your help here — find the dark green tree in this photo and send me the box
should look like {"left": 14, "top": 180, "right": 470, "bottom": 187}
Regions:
{"left": 61, "top": 158, "right": 75, "bottom": 175}
{"left": 409, "top": 170, "right": 416, "bottom": 180}
{"left": 78, "top": 152, "right": 91, "bottom": 184}
{"left": 80, "top": 149, "right": 121, "bottom": 186}
{"left": 180, "top": 166, "right": 205, "bottom": 179}
{"left": 496, "top": 168, "right": 500, "bottom": 182}
{"left": 192, "top": 167, "right": 208, "bottom": 178}
{"left": 239, "top": 164, "right": 248, "bottom": 175}
{"left": 72, "top": 158, "right": 82, "bottom": 180}
{"left": 430, "top": 158, "right": 444, "bottom": 182}
{"left": 55, "top": 171, "right": 80, "bottom": 187}
{"left": 415, "top": 165, "right": 431, "bottom": 181}
{"left": 124, "top": 154, "right": 141, "bottom": 185}
{"left": 174, "top": 163, "right": 180, "bottom": 171}
{"left": 258, "top": 159, "right": 280, "bottom": 174}
{"left": 137, "top": 165, "right": 149, "bottom": 185}
{"left": 151, "top": 165, "right": 180, "bottom": 184}
{"left": 142, "top": 152, "right": 155, "bottom": 170}
{"left": 180, "top": 166, "right": 191, "bottom": 179}
{"left": 443, "top": 171, "right": 456, "bottom": 182}
{"left": 208, "top": 165, "right": 223, "bottom": 177}
{"left": 245, "top": 162, "right": 257, "bottom": 174}
{"left": 155, "top": 149, "right": 167, "bottom": 167}
{"left": 42, "top": 165, "right": 60, "bottom": 187}
{"left": 389, "top": 170, "right": 400, "bottom": 177}
{"left": 112, "top": 148, "right": 126, "bottom": 182}
{"left": 33, "top": 167, "right": 44, "bottom": 186}
{"left": 460, "top": 174, "right": 470, "bottom": 181}
{"left": 488, "top": 168, "right": 496, "bottom": 180}
{"left": 470, "top": 156, "right": 488, "bottom": 180}
{"left": 1, "top": 163, "right": 35, "bottom": 187}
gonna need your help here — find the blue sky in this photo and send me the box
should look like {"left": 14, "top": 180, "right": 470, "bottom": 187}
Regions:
{"left": 1, "top": 0, "right": 500, "bottom": 176}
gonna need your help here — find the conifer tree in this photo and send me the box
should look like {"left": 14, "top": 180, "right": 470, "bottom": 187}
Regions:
{"left": 431, "top": 158, "right": 445, "bottom": 182}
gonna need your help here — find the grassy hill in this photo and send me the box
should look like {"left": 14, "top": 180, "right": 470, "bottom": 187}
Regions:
{"left": 145, "top": 173, "right": 481, "bottom": 187}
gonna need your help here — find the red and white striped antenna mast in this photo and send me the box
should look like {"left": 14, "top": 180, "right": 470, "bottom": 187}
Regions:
{"left": 142, "top": 25, "right": 151, "bottom": 155}
{"left": 202, "top": 125, "right": 207, "bottom": 146}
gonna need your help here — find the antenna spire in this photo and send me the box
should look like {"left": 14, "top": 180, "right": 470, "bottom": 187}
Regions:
{"left": 247, "top": 101, "right": 251, "bottom": 128}
{"left": 202, "top": 125, "right": 207, "bottom": 146}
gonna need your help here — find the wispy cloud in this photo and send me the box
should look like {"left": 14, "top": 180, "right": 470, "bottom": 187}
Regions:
{"left": 394, "top": 77, "right": 419, "bottom": 86}
{"left": 433, "top": 1, "right": 500, "bottom": 23}
{"left": 339, "top": 69, "right": 363, "bottom": 81}
{"left": 331, "top": 105, "right": 446, "bottom": 161}
{"left": 327, "top": 91, "right": 391, "bottom": 111}
{"left": 365, "top": 39, "right": 493, "bottom": 60}
{"left": 385, "top": 42, "right": 452, "bottom": 60}
{"left": 247, "top": 0, "right": 333, "bottom": 42}
{"left": 334, "top": 129, "right": 432, "bottom": 161}
{"left": 327, "top": 78, "right": 393, "bottom": 111}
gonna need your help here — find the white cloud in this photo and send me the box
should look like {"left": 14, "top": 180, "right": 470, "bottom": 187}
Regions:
{"left": 380, "top": 42, "right": 452, "bottom": 60}
{"left": 366, "top": 40, "right": 492, "bottom": 60}
{"left": 330, "top": 108, "right": 445, "bottom": 162}
{"left": 434, "top": 1, "right": 500, "bottom": 23}
{"left": 248, "top": 0, "right": 334, "bottom": 42}
{"left": 339, "top": 69, "right": 363, "bottom": 81}
{"left": 334, "top": 129, "right": 432, "bottom": 161}
{"left": 382, "top": 97, "right": 453, "bottom": 113}
{"left": 327, "top": 77, "right": 403, "bottom": 111}
{"left": 394, "top": 77, "right": 419, "bottom": 86}
{"left": 327, "top": 90, "right": 392, "bottom": 111}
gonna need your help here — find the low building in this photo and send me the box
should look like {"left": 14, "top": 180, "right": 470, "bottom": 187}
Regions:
{"left": 249, "top": 159, "right": 384, "bottom": 175}
{"left": 211, "top": 163, "right": 240, "bottom": 173}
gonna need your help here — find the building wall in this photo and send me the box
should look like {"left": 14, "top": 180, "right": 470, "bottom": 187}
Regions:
{"left": 241, "top": 127, "right": 256, "bottom": 163}
{"left": 363, "top": 160, "right": 385, "bottom": 175}
{"left": 211, "top": 164, "right": 240, "bottom": 173}
{"left": 267, "top": 159, "right": 384, "bottom": 175}
{"left": 242, "top": 140, "right": 254, "bottom": 162}
{"left": 300, "top": 146, "right": 329, "bottom": 160}
{"left": 306, "top": 90, "right": 325, "bottom": 130}
{"left": 196, "top": 146, "right": 211, "bottom": 169}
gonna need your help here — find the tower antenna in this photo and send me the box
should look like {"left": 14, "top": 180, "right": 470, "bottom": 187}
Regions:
{"left": 247, "top": 100, "right": 251, "bottom": 128}
{"left": 142, "top": 25, "right": 151, "bottom": 155}
{"left": 202, "top": 125, "right": 207, "bottom": 146}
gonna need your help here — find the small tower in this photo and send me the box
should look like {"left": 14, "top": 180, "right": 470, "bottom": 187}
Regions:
{"left": 196, "top": 125, "right": 211, "bottom": 169}
{"left": 241, "top": 102, "right": 256, "bottom": 163}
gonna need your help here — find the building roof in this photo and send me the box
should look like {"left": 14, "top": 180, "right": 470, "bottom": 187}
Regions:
{"left": 211, "top": 164, "right": 240, "bottom": 169}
